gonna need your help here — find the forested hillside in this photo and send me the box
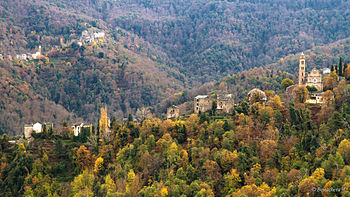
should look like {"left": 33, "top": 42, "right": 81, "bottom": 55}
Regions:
{"left": 2, "top": 0, "right": 350, "bottom": 135}
{"left": 108, "top": 0, "right": 350, "bottom": 83}
{"left": 0, "top": 0, "right": 184, "bottom": 135}
{"left": 2, "top": 66, "right": 350, "bottom": 196}
{"left": 3, "top": 0, "right": 350, "bottom": 195}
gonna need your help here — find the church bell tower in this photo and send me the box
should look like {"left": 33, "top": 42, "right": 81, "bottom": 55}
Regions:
{"left": 299, "top": 52, "right": 306, "bottom": 85}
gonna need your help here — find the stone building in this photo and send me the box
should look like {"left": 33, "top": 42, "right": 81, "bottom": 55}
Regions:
{"left": 167, "top": 105, "right": 180, "bottom": 119}
{"left": 306, "top": 68, "right": 323, "bottom": 91}
{"left": 24, "top": 124, "right": 33, "bottom": 139}
{"left": 72, "top": 123, "right": 92, "bottom": 136}
{"left": 306, "top": 92, "right": 323, "bottom": 104}
{"left": 194, "top": 95, "right": 213, "bottom": 114}
{"left": 24, "top": 122, "right": 42, "bottom": 139}
{"left": 217, "top": 94, "right": 234, "bottom": 113}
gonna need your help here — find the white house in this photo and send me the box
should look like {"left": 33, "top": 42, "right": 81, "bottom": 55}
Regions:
{"left": 16, "top": 54, "right": 27, "bottom": 61}
{"left": 33, "top": 122, "right": 42, "bottom": 133}
{"left": 31, "top": 46, "right": 42, "bottom": 59}
{"left": 322, "top": 68, "right": 331, "bottom": 75}
{"left": 94, "top": 32, "right": 105, "bottom": 39}
{"left": 306, "top": 93, "right": 323, "bottom": 104}
{"left": 24, "top": 122, "right": 42, "bottom": 139}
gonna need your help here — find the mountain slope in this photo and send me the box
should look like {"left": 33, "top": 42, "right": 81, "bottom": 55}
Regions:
{"left": 0, "top": 0, "right": 185, "bottom": 135}
{"left": 107, "top": 0, "right": 350, "bottom": 83}
{"left": 2, "top": 0, "right": 350, "bottom": 134}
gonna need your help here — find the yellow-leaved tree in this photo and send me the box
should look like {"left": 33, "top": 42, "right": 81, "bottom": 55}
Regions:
{"left": 102, "top": 174, "right": 117, "bottom": 195}
{"left": 71, "top": 170, "right": 94, "bottom": 196}
{"left": 160, "top": 187, "right": 168, "bottom": 197}
{"left": 75, "top": 145, "right": 92, "bottom": 171}
{"left": 337, "top": 139, "right": 350, "bottom": 164}
{"left": 94, "top": 157, "right": 104, "bottom": 174}
{"left": 223, "top": 168, "right": 241, "bottom": 195}
{"left": 126, "top": 169, "right": 135, "bottom": 193}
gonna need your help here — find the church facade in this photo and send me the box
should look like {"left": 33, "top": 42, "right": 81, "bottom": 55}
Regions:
{"left": 305, "top": 68, "right": 323, "bottom": 91}
{"left": 298, "top": 53, "right": 323, "bottom": 92}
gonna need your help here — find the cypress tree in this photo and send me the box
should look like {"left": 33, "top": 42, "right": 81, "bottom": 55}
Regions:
{"left": 335, "top": 64, "right": 338, "bottom": 74}
{"left": 339, "top": 57, "right": 343, "bottom": 76}
{"left": 128, "top": 113, "right": 133, "bottom": 122}
{"left": 331, "top": 65, "right": 334, "bottom": 72}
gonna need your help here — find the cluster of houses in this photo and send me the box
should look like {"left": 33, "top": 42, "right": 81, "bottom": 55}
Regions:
{"left": 167, "top": 93, "right": 235, "bottom": 119}
{"left": 80, "top": 30, "right": 105, "bottom": 44}
{"left": 0, "top": 46, "right": 42, "bottom": 62}
{"left": 67, "top": 30, "right": 106, "bottom": 47}
{"left": 167, "top": 52, "right": 331, "bottom": 119}
{"left": 2, "top": 29, "right": 106, "bottom": 63}
{"left": 15, "top": 46, "right": 42, "bottom": 61}
{"left": 23, "top": 122, "right": 92, "bottom": 141}
{"left": 23, "top": 106, "right": 112, "bottom": 142}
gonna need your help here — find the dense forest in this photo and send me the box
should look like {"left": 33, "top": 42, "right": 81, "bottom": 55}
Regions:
{"left": 109, "top": 0, "right": 350, "bottom": 83}
{"left": 2, "top": 65, "right": 350, "bottom": 196}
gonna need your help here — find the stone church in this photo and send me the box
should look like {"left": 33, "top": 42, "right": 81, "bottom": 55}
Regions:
{"left": 305, "top": 68, "right": 323, "bottom": 91}
{"left": 298, "top": 53, "right": 323, "bottom": 91}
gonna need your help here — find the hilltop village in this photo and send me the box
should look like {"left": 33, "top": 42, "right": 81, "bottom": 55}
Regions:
{"left": 0, "top": 28, "right": 106, "bottom": 62}
{"left": 22, "top": 52, "right": 337, "bottom": 143}
{"left": 166, "top": 53, "right": 333, "bottom": 120}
